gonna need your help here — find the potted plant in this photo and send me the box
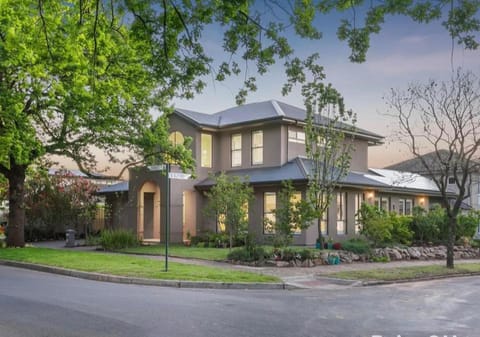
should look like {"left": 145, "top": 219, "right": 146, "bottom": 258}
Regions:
{"left": 315, "top": 237, "right": 323, "bottom": 249}
{"left": 327, "top": 237, "right": 333, "bottom": 250}
{"left": 183, "top": 230, "right": 191, "bottom": 246}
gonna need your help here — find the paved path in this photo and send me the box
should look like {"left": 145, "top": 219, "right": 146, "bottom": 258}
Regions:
{"left": 32, "top": 240, "right": 480, "bottom": 289}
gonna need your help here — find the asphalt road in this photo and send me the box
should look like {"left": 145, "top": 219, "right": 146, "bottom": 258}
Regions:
{"left": 0, "top": 265, "right": 478, "bottom": 337}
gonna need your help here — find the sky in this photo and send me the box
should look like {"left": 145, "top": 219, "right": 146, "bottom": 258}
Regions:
{"left": 172, "top": 10, "right": 480, "bottom": 169}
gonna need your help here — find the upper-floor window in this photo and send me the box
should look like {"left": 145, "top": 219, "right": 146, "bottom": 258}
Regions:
{"left": 169, "top": 131, "right": 184, "bottom": 146}
{"left": 201, "top": 133, "right": 212, "bottom": 168}
{"left": 448, "top": 176, "right": 456, "bottom": 184}
{"left": 336, "top": 192, "right": 346, "bottom": 235}
{"left": 263, "top": 192, "right": 276, "bottom": 234}
{"left": 231, "top": 134, "right": 242, "bottom": 167}
{"left": 288, "top": 130, "right": 305, "bottom": 144}
{"left": 252, "top": 130, "right": 263, "bottom": 165}
{"left": 398, "top": 199, "right": 413, "bottom": 216}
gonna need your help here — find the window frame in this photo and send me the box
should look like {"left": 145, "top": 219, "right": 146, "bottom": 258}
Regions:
{"left": 200, "top": 133, "right": 212, "bottom": 168}
{"left": 251, "top": 130, "right": 263, "bottom": 165}
{"left": 231, "top": 133, "right": 242, "bottom": 167}
{"left": 263, "top": 192, "right": 276, "bottom": 234}
{"left": 336, "top": 192, "right": 347, "bottom": 235}
{"left": 354, "top": 192, "right": 364, "bottom": 234}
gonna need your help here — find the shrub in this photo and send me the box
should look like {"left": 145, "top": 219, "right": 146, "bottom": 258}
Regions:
{"left": 298, "top": 249, "right": 316, "bottom": 261}
{"left": 456, "top": 211, "right": 480, "bottom": 240}
{"left": 332, "top": 242, "right": 342, "bottom": 250}
{"left": 100, "top": 229, "right": 139, "bottom": 250}
{"left": 410, "top": 206, "right": 442, "bottom": 244}
{"left": 389, "top": 213, "right": 413, "bottom": 245}
{"left": 227, "top": 246, "right": 268, "bottom": 262}
{"left": 358, "top": 204, "right": 392, "bottom": 247}
{"left": 341, "top": 238, "right": 371, "bottom": 255}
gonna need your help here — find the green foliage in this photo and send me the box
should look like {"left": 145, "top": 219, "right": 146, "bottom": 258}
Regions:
{"left": 410, "top": 206, "right": 444, "bottom": 244}
{"left": 99, "top": 229, "right": 140, "bottom": 251}
{"left": 456, "top": 211, "right": 480, "bottom": 240}
{"left": 370, "top": 255, "right": 390, "bottom": 263}
{"left": 358, "top": 203, "right": 392, "bottom": 247}
{"left": 389, "top": 212, "right": 413, "bottom": 245}
{"left": 358, "top": 203, "right": 413, "bottom": 247}
{"left": 227, "top": 245, "right": 268, "bottom": 263}
{"left": 341, "top": 238, "right": 371, "bottom": 255}
{"left": 204, "top": 173, "right": 253, "bottom": 249}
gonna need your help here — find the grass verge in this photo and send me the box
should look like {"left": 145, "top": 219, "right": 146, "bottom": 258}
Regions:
{"left": 118, "top": 244, "right": 230, "bottom": 261}
{"left": 0, "top": 248, "right": 279, "bottom": 283}
{"left": 330, "top": 263, "right": 480, "bottom": 282}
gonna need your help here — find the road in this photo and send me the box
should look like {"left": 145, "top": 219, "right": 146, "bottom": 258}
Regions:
{"left": 0, "top": 265, "right": 477, "bottom": 337}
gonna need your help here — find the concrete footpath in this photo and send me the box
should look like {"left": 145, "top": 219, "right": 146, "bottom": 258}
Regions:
{"left": 23, "top": 240, "right": 480, "bottom": 290}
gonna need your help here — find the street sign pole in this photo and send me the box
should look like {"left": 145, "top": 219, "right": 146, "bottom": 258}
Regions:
{"left": 165, "top": 163, "right": 170, "bottom": 272}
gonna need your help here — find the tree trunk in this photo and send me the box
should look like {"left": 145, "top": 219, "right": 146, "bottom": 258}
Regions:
{"left": 446, "top": 214, "right": 457, "bottom": 269}
{"left": 6, "top": 165, "right": 27, "bottom": 247}
{"left": 317, "top": 215, "right": 324, "bottom": 248}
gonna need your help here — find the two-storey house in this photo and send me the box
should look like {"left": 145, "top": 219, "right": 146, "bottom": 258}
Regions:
{"left": 99, "top": 100, "right": 445, "bottom": 244}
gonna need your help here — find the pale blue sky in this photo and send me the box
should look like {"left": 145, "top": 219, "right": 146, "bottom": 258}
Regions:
{"left": 173, "top": 13, "right": 480, "bottom": 168}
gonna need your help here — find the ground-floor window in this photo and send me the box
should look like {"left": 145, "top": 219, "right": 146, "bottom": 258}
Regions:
{"left": 263, "top": 192, "right": 276, "bottom": 234}
{"left": 320, "top": 210, "right": 328, "bottom": 236}
{"left": 354, "top": 192, "right": 364, "bottom": 234}
{"left": 217, "top": 213, "right": 226, "bottom": 233}
{"left": 291, "top": 191, "right": 302, "bottom": 235}
{"left": 336, "top": 192, "right": 346, "bottom": 235}
{"left": 398, "top": 198, "right": 413, "bottom": 216}
{"left": 375, "top": 196, "right": 389, "bottom": 211}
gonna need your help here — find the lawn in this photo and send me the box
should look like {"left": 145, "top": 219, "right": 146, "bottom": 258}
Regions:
{"left": 118, "top": 244, "right": 230, "bottom": 261}
{"left": 0, "top": 248, "right": 280, "bottom": 283}
{"left": 330, "top": 263, "right": 480, "bottom": 282}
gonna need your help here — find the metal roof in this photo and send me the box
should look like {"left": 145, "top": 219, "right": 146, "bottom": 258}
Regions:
{"left": 174, "top": 100, "right": 383, "bottom": 142}
{"left": 97, "top": 181, "right": 129, "bottom": 194}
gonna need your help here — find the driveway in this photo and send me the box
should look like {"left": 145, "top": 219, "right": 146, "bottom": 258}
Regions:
{"left": 0, "top": 265, "right": 478, "bottom": 337}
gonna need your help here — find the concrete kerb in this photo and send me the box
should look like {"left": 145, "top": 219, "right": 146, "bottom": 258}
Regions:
{"left": 360, "top": 271, "right": 480, "bottom": 287}
{"left": 0, "top": 260, "right": 293, "bottom": 290}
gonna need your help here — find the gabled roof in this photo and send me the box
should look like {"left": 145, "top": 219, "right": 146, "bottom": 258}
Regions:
{"left": 174, "top": 100, "right": 383, "bottom": 143}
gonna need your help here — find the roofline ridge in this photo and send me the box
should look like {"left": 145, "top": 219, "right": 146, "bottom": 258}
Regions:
{"left": 270, "top": 100, "right": 285, "bottom": 116}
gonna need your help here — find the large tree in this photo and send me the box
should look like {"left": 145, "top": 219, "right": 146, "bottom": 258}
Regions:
{"left": 1, "top": 1, "right": 479, "bottom": 247}
{"left": 386, "top": 69, "right": 480, "bottom": 268}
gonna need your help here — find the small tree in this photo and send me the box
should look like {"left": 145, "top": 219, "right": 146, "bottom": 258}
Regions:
{"left": 387, "top": 69, "right": 480, "bottom": 268}
{"left": 24, "top": 169, "right": 98, "bottom": 240}
{"left": 283, "top": 54, "right": 356, "bottom": 245}
{"left": 271, "top": 180, "right": 312, "bottom": 248}
{"left": 204, "top": 173, "right": 253, "bottom": 250}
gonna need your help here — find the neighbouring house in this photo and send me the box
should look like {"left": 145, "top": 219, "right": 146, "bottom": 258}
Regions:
{"left": 99, "top": 100, "right": 448, "bottom": 245}
{"left": 386, "top": 150, "right": 480, "bottom": 211}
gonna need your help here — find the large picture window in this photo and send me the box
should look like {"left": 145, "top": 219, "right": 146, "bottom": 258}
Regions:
{"left": 252, "top": 131, "right": 263, "bottom": 165}
{"left": 231, "top": 134, "right": 242, "bottom": 167}
{"left": 201, "top": 133, "right": 212, "bottom": 168}
{"left": 263, "top": 192, "right": 276, "bottom": 234}
{"left": 336, "top": 192, "right": 346, "bottom": 235}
